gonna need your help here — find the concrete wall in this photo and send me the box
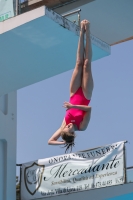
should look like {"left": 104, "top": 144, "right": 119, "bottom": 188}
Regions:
{"left": 0, "top": 92, "right": 17, "bottom": 200}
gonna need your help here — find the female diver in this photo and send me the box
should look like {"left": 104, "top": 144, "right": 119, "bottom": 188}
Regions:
{"left": 48, "top": 20, "right": 94, "bottom": 152}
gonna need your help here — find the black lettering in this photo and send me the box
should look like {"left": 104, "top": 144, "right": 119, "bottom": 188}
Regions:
{"left": 41, "top": 191, "right": 46, "bottom": 196}
{"left": 54, "top": 157, "right": 58, "bottom": 163}
{"left": 95, "top": 150, "right": 101, "bottom": 156}
{"left": 106, "top": 147, "right": 110, "bottom": 152}
{"left": 101, "top": 163, "right": 110, "bottom": 170}
{"left": 86, "top": 153, "right": 91, "bottom": 158}
{"left": 82, "top": 153, "right": 86, "bottom": 158}
{"left": 72, "top": 169, "right": 79, "bottom": 175}
{"left": 68, "top": 155, "right": 71, "bottom": 160}
{"left": 72, "top": 154, "right": 76, "bottom": 157}
{"left": 63, "top": 188, "right": 67, "bottom": 193}
{"left": 110, "top": 155, "right": 117, "bottom": 169}
{"left": 59, "top": 157, "right": 63, "bottom": 162}
{"left": 49, "top": 159, "right": 53, "bottom": 164}
{"left": 62, "top": 171, "right": 68, "bottom": 177}
{"left": 84, "top": 166, "right": 91, "bottom": 173}
{"left": 110, "top": 145, "right": 115, "bottom": 150}
{"left": 77, "top": 168, "right": 85, "bottom": 174}
{"left": 101, "top": 148, "right": 106, "bottom": 154}
{"left": 78, "top": 185, "right": 82, "bottom": 190}
{"left": 64, "top": 156, "right": 68, "bottom": 160}
{"left": 50, "top": 164, "right": 63, "bottom": 178}
{"left": 68, "top": 169, "right": 73, "bottom": 176}
{"left": 90, "top": 152, "right": 95, "bottom": 157}
{"left": 88, "top": 166, "right": 92, "bottom": 173}
{"left": 92, "top": 165, "right": 101, "bottom": 172}
{"left": 58, "top": 164, "right": 68, "bottom": 178}
{"left": 84, "top": 184, "right": 89, "bottom": 189}
{"left": 114, "top": 161, "right": 120, "bottom": 168}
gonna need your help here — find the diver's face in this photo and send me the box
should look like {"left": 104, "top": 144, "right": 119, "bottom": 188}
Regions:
{"left": 64, "top": 123, "right": 74, "bottom": 132}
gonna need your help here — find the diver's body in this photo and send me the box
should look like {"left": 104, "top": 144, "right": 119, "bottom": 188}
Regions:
{"left": 48, "top": 20, "right": 94, "bottom": 152}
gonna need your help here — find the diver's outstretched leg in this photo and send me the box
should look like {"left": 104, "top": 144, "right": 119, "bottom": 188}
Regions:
{"left": 69, "top": 21, "right": 85, "bottom": 97}
{"left": 82, "top": 20, "right": 94, "bottom": 100}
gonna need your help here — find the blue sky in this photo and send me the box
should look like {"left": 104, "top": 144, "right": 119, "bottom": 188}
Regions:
{"left": 17, "top": 39, "right": 133, "bottom": 172}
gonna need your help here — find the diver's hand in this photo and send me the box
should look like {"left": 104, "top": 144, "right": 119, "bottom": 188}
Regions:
{"left": 63, "top": 102, "right": 73, "bottom": 110}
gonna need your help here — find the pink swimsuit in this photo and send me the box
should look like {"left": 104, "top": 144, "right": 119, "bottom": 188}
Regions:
{"left": 65, "top": 87, "right": 90, "bottom": 130}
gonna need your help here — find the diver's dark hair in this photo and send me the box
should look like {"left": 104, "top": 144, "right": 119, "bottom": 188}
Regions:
{"left": 61, "top": 131, "right": 76, "bottom": 153}
{"left": 64, "top": 142, "right": 75, "bottom": 153}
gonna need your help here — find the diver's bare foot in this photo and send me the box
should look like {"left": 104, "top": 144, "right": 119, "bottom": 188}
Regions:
{"left": 84, "top": 20, "right": 90, "bottom": 32}
{"left": 80, "top": 20, "right": 85, "bottom": 33}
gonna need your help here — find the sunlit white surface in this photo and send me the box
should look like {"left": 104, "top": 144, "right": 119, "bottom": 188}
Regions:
{"left": 0, "top": 6, "right": 110, "bottom": 96}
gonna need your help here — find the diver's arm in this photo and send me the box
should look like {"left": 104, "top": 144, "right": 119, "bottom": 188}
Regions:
{"left": 48, "top": 119, "right": 66, "bottom": 145}
{"left": 48, "top": 128, "right": 65, "bottom": 145}
{"left": 48, "top": 139, "right": 66, "bottom": 145}
{"left": 63, "top": 102, "right": 90, "bottom": 111}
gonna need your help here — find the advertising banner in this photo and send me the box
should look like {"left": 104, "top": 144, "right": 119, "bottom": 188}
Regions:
{"left": 0, "top": 0, "right": 14, "bottom": 22}
{"left": 21, "top": 141, "right": 125, "bottom": 200}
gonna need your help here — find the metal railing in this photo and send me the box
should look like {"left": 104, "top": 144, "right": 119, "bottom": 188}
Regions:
{"left": 127, "top": 166, "right": 133, "bottom": 170}
{"left": 62, "top": 9, "right": 81, "bottom": 26}
{"left": 15, "top": 0, "right": 81, "bottom": 27}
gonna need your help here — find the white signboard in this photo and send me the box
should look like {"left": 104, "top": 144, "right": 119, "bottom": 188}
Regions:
{"left": 0, "top": 0, "right": 14, "bottom": 22}
{"left": 21, "top": 141, "right": 125, "bottom": 200}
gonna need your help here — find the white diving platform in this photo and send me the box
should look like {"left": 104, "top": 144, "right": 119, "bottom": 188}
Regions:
{"left": 0, "top": 6, "right": 110, "bottom": 96}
